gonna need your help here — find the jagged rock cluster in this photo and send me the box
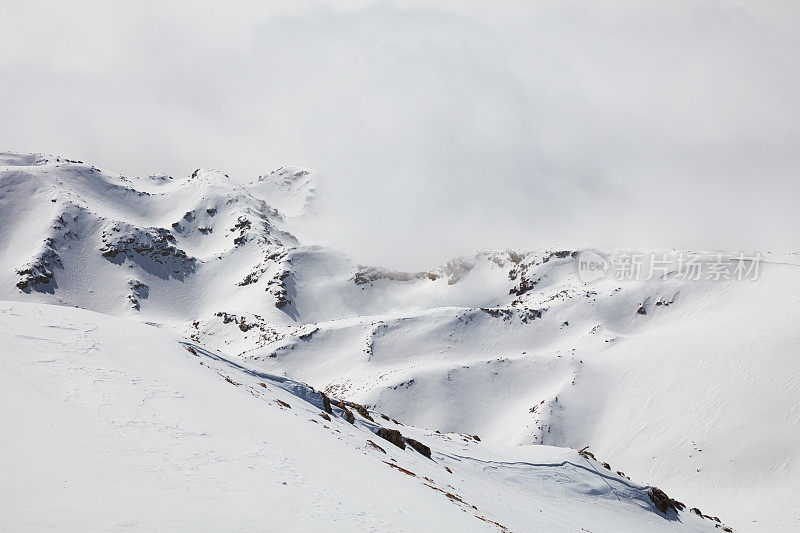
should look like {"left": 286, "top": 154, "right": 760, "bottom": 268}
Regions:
{"left": 16, "top": 239, "right": 61, "bottom": 293}
{"left": 100, "top": 223, "right": 196, "bottom": 279}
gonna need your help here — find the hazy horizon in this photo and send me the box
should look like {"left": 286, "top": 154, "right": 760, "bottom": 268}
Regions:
{"left": 2, "top": 1, "right": 798, "bottom": 269}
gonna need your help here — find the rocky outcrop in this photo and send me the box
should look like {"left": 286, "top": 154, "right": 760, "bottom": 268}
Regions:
{"left": 648, "top": 487, "right": 685, "bottom": 515}
{"left": 406, "top": 438, "right": 431, "bottom": 458}
{"left": 344, "top": 401, "right": 374, "bottom": 422}
{"left": 376, "top": 428, "right": 405, "bottom": 450}
{"left": 320, "top": 392, "right": 333, "bottom": 414}
{"left": 127, "top": 279, "right": 149, "bottom": 311}
{"left": 16, "top": 240, "right": 61, "bottom": 293}
{"left": 354, "top": 266, "right": 438, "bottom": 285}
{"left": 100, "top": 223, "right": 195, "bottom": 280}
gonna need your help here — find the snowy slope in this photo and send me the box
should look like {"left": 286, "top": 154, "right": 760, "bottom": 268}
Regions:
{"left": 191, "top": 250, "right": 800, "bottom": 532}
{"left": 1, "top": 152, "right": 797, "bottom": 531}
{"left": 0, "top": 301, "right": 722, "bottom": 532}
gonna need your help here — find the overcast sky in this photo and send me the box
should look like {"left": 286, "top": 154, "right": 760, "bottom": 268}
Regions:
{"left": 1, "top": 1, "right": 798, "bottom": 269}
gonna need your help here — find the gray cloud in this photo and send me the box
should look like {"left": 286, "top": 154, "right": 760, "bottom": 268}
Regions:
{"left": 1, "top": 1, "right": 798, "bottom": 269}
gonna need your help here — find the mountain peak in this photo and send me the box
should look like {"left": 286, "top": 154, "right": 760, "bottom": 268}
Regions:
{"left": 247, "top": 166, "right": 316, "bottom": 218}
{"left": 0, "top": 151, "right": 86, "bottom": 168}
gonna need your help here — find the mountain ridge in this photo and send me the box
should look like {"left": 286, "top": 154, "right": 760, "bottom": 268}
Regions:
{"left": 2, "top": 151, "right": 798, "bottom": 531}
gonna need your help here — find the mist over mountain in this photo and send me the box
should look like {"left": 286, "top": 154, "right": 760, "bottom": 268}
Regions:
{"left": 2, "top": 1, "right": 799, "bottom": 268}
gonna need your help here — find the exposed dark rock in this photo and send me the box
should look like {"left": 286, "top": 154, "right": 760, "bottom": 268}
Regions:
{"left": 320, "top": 393, "right": 333, "bottom": 414}
{"left": 406, "top": 438, "right": 431, "bottom": 458}
{"left": 345, "top": 402, "right": 374, "bottom": 421}
{"left": 239, "top": 272, "right": 259, "bottom": 286}
{"left": 481, "top": 307, "right": 543, "bottom": 323}
{"left": 578, "top": 447, "right": 596, "bottom": 460}
{"left": 648, "top": 487, "right": 685, "bottom": 515}
{"left": 217, "top": 311, "right": 235, "bottom": 324}
{"left": 213, "top": 311, "right": 268, "bottom": 335}
{"left": 99, "top": 223, "right": 195, "bottom": 280}
{"left": 354, "top": 266, "right": 438, "bottom": 285}
{"left": 367, "top": 440, "right": 386, "bottom": 454}
{"left": 268, "top": 270, "right": 293, "bottom": 310}
{"left": 298, "top": 328, "right": 319, "bottom": 341}
{"left": 376, "top": 428, "right": 406, "bottom": 450}
{"left": 16, "top": 241, "right": 62, "bottom": 293}
{"left": 127, "top": 279, "right": 149, "bottom": 310}
{"left": 509, "top": 274, "right": 539, "bottom": 297}
{"left": 334, "top": 401, "right": 355, "bottom": 424}
{"left": 390, "top": 379, "right": 416, "bottom": 391}
{"left": 383, "top": 461, "right": 415, "bottom": 476}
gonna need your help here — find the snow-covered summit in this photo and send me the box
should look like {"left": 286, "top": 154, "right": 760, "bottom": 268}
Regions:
{"left": 248, "top": 165, "right": 316, "bottom": 218}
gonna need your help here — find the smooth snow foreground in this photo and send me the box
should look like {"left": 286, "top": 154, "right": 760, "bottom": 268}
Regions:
{"left": 1, "top": 302, "right": 722, "bottom": 532}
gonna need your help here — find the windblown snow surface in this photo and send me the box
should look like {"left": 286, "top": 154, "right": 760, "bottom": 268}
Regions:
{"left": 1, "top": 152, "right": 798, "bottom": 532}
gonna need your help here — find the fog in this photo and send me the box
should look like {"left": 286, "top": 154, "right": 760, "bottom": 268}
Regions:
{"left": 2, "top": 1, "right": 798, "bottom": 269}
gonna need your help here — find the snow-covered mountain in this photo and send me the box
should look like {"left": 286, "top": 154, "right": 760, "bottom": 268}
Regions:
{"left": 2, "top": 152, "right": 797, "bottom": 531}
